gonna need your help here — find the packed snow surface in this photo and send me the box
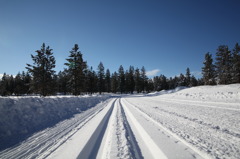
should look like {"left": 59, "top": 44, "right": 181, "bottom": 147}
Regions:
{"left": 0, "top": 84, "right": 239, "bottom": 159}
{"left": 0, "top": 95, "right": 110, "bottom": 150}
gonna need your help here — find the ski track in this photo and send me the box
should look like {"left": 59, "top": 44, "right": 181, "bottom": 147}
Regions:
{"left": 1, "top": 92, "right": 239, "bottom": 159}
{"left": 97, "top": 98, "right": 143, "bottom": 159}
{"left": 124, "top": 97, "right": 240, "bottom": 159}
{"left": 0, "top": 99, "right": 112, "bottom": 159}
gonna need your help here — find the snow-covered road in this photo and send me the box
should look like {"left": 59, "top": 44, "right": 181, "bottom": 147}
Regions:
{"left": 0, "top": 85, "right": 239, "bottom": 159}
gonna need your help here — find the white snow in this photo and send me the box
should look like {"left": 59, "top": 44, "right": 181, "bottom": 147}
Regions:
{"left": 0, "top": 95, "right": 110, "bottom": 150}
{"left": 0, "top": 84, "right": 239, "bottom": 159}
{"left": 124, "top": 84, "right": 240, "bottom": 159}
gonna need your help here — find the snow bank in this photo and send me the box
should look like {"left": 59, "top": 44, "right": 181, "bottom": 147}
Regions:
{"left": 159, "top": 84, "right": 240, "bottom": 103}
{"left": 146, "top": 86, "right": 188, "bottom": 96}
{"left": 0, "top": 95, "right": 110, "bottom": 150}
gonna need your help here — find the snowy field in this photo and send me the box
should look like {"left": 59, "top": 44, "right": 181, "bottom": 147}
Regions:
{"left": 0, "top": 84, "right": 239, "bottom": 159}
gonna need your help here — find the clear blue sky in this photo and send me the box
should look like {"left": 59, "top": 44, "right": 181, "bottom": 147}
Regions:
{"left": 0, "top": 0, "right": 240, "bottom": 78}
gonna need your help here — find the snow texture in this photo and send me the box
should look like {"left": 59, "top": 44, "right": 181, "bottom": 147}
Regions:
{"left": 0, "top": 84, "right": 239, "bottom": 159}
{"left": 0, "top": 95, "right": 110, "bottom": 150}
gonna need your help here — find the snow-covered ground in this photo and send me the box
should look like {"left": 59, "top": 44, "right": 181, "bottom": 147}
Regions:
{"left": 0, "top": 95, "right": 110, "bottom": 150}
{"left": 0, "top": 84, "right": 239, "bottom": 159}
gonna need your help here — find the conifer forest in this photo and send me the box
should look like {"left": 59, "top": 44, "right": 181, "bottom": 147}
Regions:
{"left": 0, "top": 42, "right": 239, "bottom": 96}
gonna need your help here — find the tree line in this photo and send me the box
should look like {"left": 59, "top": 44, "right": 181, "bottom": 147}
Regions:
{"left": 202, "top": 43, "right": 240, "bottom": 85}
{"left": 0, "top": 42, "right": 239, "bottom": 96}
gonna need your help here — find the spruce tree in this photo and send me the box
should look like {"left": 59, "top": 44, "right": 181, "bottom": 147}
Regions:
{"left": 178, "top": 73, "right": 187, "bottom": 86}
{"left": 97, "top": 62, "right": 105, "bottom": 94}
{"left": 202, "top": 52, "right": 216, "bottom": 85}
{"left": 215, "top": 45, "right": 232, "bottom": 84}
{"left": 128, "top": 66, "right": 135, "bottom": 94}
{"left": 26, "top": 43, "right": 56, "bottom": 96}
{"left": 185, "top": 68, "right": 191, "bottom": 86}
{"left": 57, "top": 70, "right": 69, "bottom": 95}
{"left": 146, "top": 79, "right": 154, "bottom": 93}
{"left": 65, "top": 44, "right": 87, "bottom": 95}
{"left": 135, "top": 68, "right": 141, "bottom": 93}
{"left": 14, "top": 72, "right": 24, "bottom": 95}
{"left": 190, "top": 75, "right": 198, "bottom": 86}
{"left": 0, "top": 73, "right": 8, "bottom": 96}
{"left": 160, "top": 74, "right": 168, "bottom": 90}
{"left": 24, "top": 72, "right": 31, "bottom": 94}
{"left": 118, "top": 65, "right": 125, "bottom": 94}
{"left": 105, "top": 69, "right": 111, "bottom": 93}
{"left": 232, "top": 43, "right": 240, "bottom": 83}
{"left": 140, "top": 66, "right": 148, "bottom": 92}
{"left": 111, "top": 72, "right": 118, "bottom": 93}
{"left": 86, "top": 67, "right": 97, "bottom": 94}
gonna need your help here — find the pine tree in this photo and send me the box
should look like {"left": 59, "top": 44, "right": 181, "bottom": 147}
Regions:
{"left": 8, "top": 75, "right": 15, "bottom": 95}
{"left": 0, "top": 73, "right": 8, "bottom": 96}
{"left": 14, "top": 72, "right": 24, "bottom": 95}
{"left": 24, "top": 72, "right": 31, "bottom": 94}
{"left": 118, "top": 65, "right": 125, "bottom": 94}
{"left": 202, "top": 52, "right": 216, "bottom": 85}
{"left": 190, "top": 75, "right": 198, "bottom": 86}
{"left": 111, "top": 72, "right": 118, "bottom": 93}
{"left": 86, "top": 67, "right": 97, "bottom": 94}
{"left": 97, "top": 62, "right": 105, "bottom": 94}
{"left": 105, "top": 69, "right": 111, "bottom": 93}
{"left": 26, "top": 43, "right": 56, "bottom": 96}
{"left": 140, "top": 66, "right": 148, "bottom": 92}
{"left": 185, "top": 68, "right": 191, "bottom": 86}
{"left": 232, "top": 43, "right": 240, "bottom": 83}
{"left": 135, "top": 68, "right": 141, "bottom": 93}
{"left": 57, "top": 70, "right": 69, "bottom": 95}
{"left": 178, "top": 73, "right": 187, "bottom": 86}
{"left": 125, "top": 70, "right": 130, "bottom": 93}
{"left": 168, "top": 77, "right": 176, "bottom": 89}
{"left": 65, "top": 44, "right": 87, "bottom": 95}
{"left": 146, "top": 79, "right": 154, "bottom": 93}
{"left": 215, "top": 45, "right": 232, "bottom": 84}
{"left": 127, "top": 66, "right": 135, "bottom": 94}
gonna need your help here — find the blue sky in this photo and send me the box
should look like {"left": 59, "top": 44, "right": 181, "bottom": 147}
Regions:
{"left": 0, "top": 0, "right": 240, "bottom": 78}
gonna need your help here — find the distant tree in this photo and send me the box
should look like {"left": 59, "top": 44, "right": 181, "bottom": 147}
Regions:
{"left": 197, "top": 78, "right": 204, "bottom": 86}
{"left": 86, "top": 67, "right": 97, "bottom": 94}
{"left": 190, "top": 75, "right": 198, "bottom": 86}
{"left": 202, "top": 52, "right": 216, "bottom": 85}
{"left": 127, "top": 66, "right": 135, "bottom": 94}
{"left": 146, "top": 79, "right": 154, "bottom": 93}
{"left": 14, "top": 72, "right": 24, "bottom": 95}
{"left": 111, "top": 71, "right": 118, "bottom": 93}
{"left": 160, "top": 74, "right": 168, "bottom": 90}
{"left": 105, "top": 69, "right": 111, "bottom": 93}
{"left": 185, "top": 68, "right": 191, "bottom": 86}
{"left": 153, "top": 75, "right": 168, "bottom": 91}
{"left": 65, "top": 44, "right": 87, "bottom": 95}
{"left": 118, "top": 65, "right": 125, "bottom": 94}
{"left": 215, "top": 45, "right": 232, "bottom": 84}
{"left": 134, "top": 68, "right": 141, "bottom": 93}
{"left": 0, "top": 73, "right": 8, "bottom": 96}
{"left": 153, "top": 76, "right": 160, "bottom": 91}
{"left": 232, "top": 43, "right": 240, "bottom": 83}
{"left": 26, "top": 43, "right": 56, "bottom": 96}
{"left": 178, "top": 73, "right": 187, "bottom": 86}
{"left": 140, "top": 66, "right": 148, "bottom": 92}
{"left": 97, "top": 62, "right": 105, "bottom": 94}
{"left": 167, "top": 77, "right": 176, "bottom": 89}
{"left": 24, "top": 72, "right": 31, "bottom": 94}
{"left": 8, "top": 75, "right": 15, "bottom": 95}
{"left": 57, "top": 70, "right": 69, "bottom": 95}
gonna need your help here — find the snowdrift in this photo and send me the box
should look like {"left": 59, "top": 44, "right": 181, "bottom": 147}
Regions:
{"left": 158, "top": 84, "right": 240, "bottom": 103}
{"left": 0, "top": 95, "right": 110, "bottom": 150}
